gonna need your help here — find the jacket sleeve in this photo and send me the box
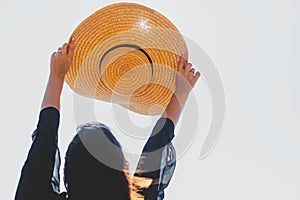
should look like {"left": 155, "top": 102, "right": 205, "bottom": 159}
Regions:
{"left": 15, "top": 107, "right": 61, "bottom": 200}
{"left": 134, "top": 118, "right": 177, "bottom": 200}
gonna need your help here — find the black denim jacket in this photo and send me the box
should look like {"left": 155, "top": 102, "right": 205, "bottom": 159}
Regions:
{"left": 15, "top": 107, "right": 176, "bottom": 200}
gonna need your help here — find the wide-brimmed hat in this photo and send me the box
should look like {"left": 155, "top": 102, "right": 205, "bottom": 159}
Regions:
{"left": 65, "top": 2, "right": 188, "bottom": 115}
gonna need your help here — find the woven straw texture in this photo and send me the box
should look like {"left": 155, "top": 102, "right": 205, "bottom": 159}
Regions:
{"left": 65, "top": 2, "right": 188, "bottom": 115}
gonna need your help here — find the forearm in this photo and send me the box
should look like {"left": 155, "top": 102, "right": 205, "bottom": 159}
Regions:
{"left": 41, "top": 73, "right": 64, "bottom": 111}
{"left": 163, "top": 55, "right": 200, "bottom": 126}
{"left": 15, "top": 107, "right": 60, "bottom": 199}
{"left": 161, "top": 91, "right": 189, "bottom": 127}
{"left": 134, "top": 118, "right": 175, "bottom": 199}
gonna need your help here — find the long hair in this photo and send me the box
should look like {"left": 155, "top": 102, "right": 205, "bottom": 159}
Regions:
{"left": 63, "top": 122, "right": 130, "bottom": 199}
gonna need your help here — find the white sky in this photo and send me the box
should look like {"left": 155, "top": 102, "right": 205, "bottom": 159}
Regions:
{"left": 1, "top": 0, "right": 300, "bottom": 199}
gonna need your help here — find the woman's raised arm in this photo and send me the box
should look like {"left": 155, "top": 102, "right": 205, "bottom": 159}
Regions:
{"left": 161, "top": 55, "right": 201, "bottom": 126}
{"left": 41, "top": 37, "right": 75, "bottom": 111}
{"left": 15, "top": 38, "right": 75, "bottom": 200}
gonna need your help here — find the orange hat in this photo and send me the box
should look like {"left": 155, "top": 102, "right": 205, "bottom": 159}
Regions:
{"left": 65, "top": 2, "right": 188, "bottom": 115}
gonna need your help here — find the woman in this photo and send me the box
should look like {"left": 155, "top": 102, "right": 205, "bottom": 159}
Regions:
{"left": 15, "top": 38, "right": 200, "bottom": 200}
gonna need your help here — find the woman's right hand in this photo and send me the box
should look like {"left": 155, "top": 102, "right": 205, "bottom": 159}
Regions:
{"left": 161, "top": 55, "right": 201, "bottom": 126}
{"left": 175, "top": 55, "right": 201, "bottom": 97}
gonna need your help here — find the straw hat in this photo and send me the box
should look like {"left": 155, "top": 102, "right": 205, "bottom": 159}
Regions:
{"left": 65, "top": 2, "right": 188, "bottom": 115}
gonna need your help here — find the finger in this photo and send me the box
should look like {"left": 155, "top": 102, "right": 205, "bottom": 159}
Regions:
{"left": 188, "top": 68, "right": 195, "bottom": 80}
{"left": 62, "top": 43, "right": 68, "bottom": 54}
{"left": 183, "top": 60, "right": 188, "bottom": 69}
{"left": 67, "top": 37, "right": 75, "bottom": 63}
{"left": 57, "top": 47, "right": 62, "bottom": 55}
{"left": 177, "top": 55, "right": 185, "bottom": 73}
{"left": 193, "top": 71, "right": 201, "bottom": 83}
{"left": 66, "top": 39, "right": 76, "bottom": 64}
{"left": 51, "top": 51, "right": 57, "bottom": 58}
{"left": 67, "top": 37, "right": 76, "bottom": 57}
{"left": 185, "top": 63, "right": 192, "bottom": 76}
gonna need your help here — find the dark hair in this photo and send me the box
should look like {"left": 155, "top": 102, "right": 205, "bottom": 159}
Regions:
{"left": 63, "top": 122, "right": 130, "bottom": 199}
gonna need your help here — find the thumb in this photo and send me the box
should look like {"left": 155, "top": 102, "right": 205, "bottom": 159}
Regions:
{"left": 67, "top": 37, "right": 76, "bottom": 58}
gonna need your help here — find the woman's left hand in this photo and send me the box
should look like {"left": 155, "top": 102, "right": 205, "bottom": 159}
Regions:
{"left": 50, "top": 37, "right": 75, "bottom": 79}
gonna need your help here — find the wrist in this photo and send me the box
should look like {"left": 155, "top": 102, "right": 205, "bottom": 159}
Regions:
{"left": 41, "top": 74, "right": 64, "bottom": 112}
{"left": 174, "top": 89, "right": 189, "bottom": 101}
{"left": 46, "top": 73, "right": 64, "bottom": 95}
{"left": 49, "top": 73, "right": 65, "bottom": 83}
